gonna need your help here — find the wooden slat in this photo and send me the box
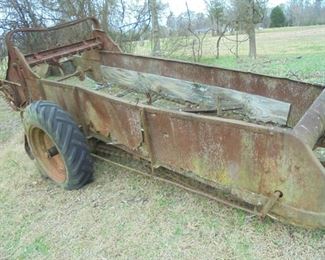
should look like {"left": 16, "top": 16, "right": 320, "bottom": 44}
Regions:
{"left": 100, "top": 66, "right": 291, "bottom": 126}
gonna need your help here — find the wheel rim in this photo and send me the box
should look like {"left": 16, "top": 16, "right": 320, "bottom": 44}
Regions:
{"left": 29, "top": 127, "right": 67, "bottom": 183}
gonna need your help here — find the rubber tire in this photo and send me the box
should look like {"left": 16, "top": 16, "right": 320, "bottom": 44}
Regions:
{"left": 23, "top": 100, "right": 93, "bottom": 190}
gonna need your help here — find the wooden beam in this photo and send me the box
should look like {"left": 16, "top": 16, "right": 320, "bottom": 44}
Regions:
{"left": 99, "top": 66, "right": 291, "bottom": 126}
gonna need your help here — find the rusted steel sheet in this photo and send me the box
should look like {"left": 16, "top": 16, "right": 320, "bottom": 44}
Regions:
{"left": 25, "top": 38, "right": 103, "bottom": 65}
{"left": 294, "top": 89, "right": 325, "bottom": 148}
{"left": 40, "top": 80, "right": 143, "bottom": 150}
{"left": 36, "top": 79, "right": 325, "bottom": 228}
{"left": 102, "top": 52, "right": 322, "bottom": 127}
{"left": 144, "top": 108, "right": 325, "bottom": 214}
{"left": 4, "top": 17, "right": 120, "bottom": 92}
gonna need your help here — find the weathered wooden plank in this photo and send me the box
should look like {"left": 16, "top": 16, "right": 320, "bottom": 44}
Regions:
{"left": 100, "top": 66, "right": 291, "bottom": 125}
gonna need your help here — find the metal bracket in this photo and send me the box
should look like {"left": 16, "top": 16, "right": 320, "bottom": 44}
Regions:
{"left": 260, "top": 191, "right": 283, "bottom": 218}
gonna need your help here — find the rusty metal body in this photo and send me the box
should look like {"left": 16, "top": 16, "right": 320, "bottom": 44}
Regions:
{"left": 1, "top": 17, "right": 325, "bottom": 229}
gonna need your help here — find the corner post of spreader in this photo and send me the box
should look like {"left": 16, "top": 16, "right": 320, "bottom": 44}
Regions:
{"left": 260, "top": 191, "right": 283, "bottom": 218}
{"left": 140, "top": 108, "right": 156, "bottom": 174}
{"left": 293, "top": 89, "right": 325, "bottom": 149}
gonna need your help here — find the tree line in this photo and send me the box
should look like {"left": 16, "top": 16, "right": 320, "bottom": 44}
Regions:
{"left": 269, "top": 0, "right": 325, "bottom": 27}
{"left": 0, "top": 0, "right": 324, "bottom": 61}
{"left": 0, "top": 0, "right": 267, "bottom": 59}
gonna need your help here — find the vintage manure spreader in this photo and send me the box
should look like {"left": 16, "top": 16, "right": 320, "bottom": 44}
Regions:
{"left": 0, "top": 18, "right": 324, "bottom": 229}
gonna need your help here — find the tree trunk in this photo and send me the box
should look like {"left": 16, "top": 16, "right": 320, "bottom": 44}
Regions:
{"left": 211, "top": 17, "right": 217, "bottom": 36}
{"left": 216, "top": 18, "right": 220, "bottom": 35}
{"left": 149, "top": 0, "right": 160, "bottom": 56}
{"left": 248, "top": 26, "right": 256, "bottom": 59}
{"left": 101, "top": 0, "right": 110, "bottom": 34}
{"left": 216, "top": 23, "right": 230, "bottom": 59}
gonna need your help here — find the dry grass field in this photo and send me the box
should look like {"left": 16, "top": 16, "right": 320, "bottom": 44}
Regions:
{"left": 1, "top": 25, "right": 325, "bottom": 259}
{"left": 136, "top": 24, "right": 325, "bottom": 85}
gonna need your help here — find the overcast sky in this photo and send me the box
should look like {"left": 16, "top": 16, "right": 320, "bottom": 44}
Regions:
{"left": 165, "top": 0, "right": 289, "bottom": 15}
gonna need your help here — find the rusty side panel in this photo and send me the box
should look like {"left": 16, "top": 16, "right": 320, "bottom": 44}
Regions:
{"left": 294, "top": 89, "right": 325, "bottom": 148}
{"left": 3, "top": 17, "right": 121, "bottom": 110}
{"left": 102, "top": 52, "right": 323, "bottom": 127}
{"left": 4, "top": 47, "right": 39, "bottom": 108}
{"left": 36, "top": 81, "right": 325, "bottom": 227}
{"left": 78, "top": 90, "right": 143, "bottom": 150}
{"left": 40, "top": 80, "right": 143, "bottom": 150}
{"left": 143, "top": 108, "right": 325, "bottom": 213}
{"left": 25, "top": 38, "right": 103, "bottom": 66}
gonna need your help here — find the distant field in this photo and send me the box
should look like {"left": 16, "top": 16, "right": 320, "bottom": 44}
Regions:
{"left": 0, "top": 25, "right": 325, "bottom": 259}
{"left": 135, "top": 25, "right": 325, "bottom": 84}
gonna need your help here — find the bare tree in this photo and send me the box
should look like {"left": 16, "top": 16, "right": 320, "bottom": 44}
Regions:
{"left": 186, "top": 3, "right": 211, "bottom": 62}
{"left": 0, "top": 0, "right": 46, "bottom": 31}
{"left": 231, "top": 0, "right": 267, "bottom": 58}
{"left": 215, "top": 22, "right": 231, "bottom": 59}
{"left": 149, "top": 0, "right": 160, "bottom": 56}
{"left": 205, "top": 0, "right": 225, "bottom": 36}
{"left": 0, "top": 0, "right": 152, "bottom": 54}
{"left": 286, "top": 0, "right": 325, "bottom": 26}
{"left": 0, "top": 0, "right": 52, "bottom": 54}
{"left": 109, "top": 0, "right": 151, "bottom": 52}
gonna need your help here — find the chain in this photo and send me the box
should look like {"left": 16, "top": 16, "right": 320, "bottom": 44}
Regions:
{"left": 0, "top": 80, "right": 26, "bottom": 111}
{"left": 91, "top": 152, "right": 262, "bottom": 217}
{"left": 94, "top": 142, "right": 152, "bottom": 173}
{"left": 96, "top": 143, "right": 133, "bottom": 159}
{"left": 0, "top": 85, "right": 15, "bottom": 109}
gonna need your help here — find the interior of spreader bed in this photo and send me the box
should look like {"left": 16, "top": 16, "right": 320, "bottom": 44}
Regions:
{"left": 32, "top": 54, "right": 292, "bottom": 128}
{"left": 30, "top": 54, "right": 325, "bottom": 165}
